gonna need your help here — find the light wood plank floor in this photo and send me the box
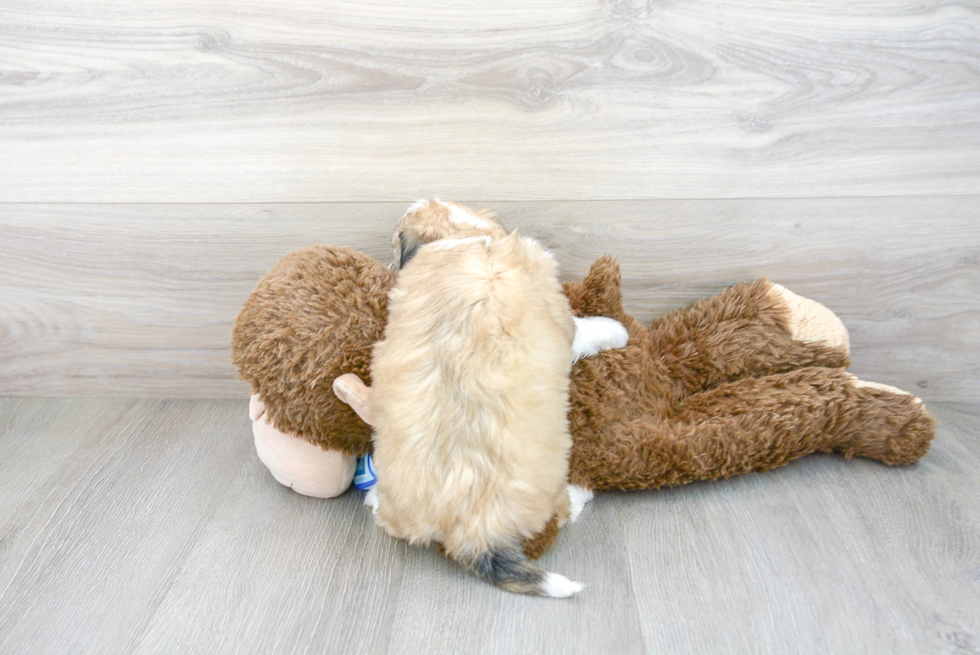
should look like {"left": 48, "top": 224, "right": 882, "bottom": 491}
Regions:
{"left": 0, "top": 398, "right": 977, "bottom": 654}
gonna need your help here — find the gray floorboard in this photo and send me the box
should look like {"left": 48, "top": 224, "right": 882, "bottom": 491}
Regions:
{"left": 0, "top": 400, "right": 253, "bottom": 654}
{"left": 0, "top": 398, "right": 976, "bottom": 654}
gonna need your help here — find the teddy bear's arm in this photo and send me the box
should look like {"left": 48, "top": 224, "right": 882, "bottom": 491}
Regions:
{"left": 333, "top": 374, "right": 374, "bottom": 425}
{"left": 568, "top": 366, "right": 933, "bottom": 492}
{"left": 648, "top": 279, "right": 851, "bottom": 402}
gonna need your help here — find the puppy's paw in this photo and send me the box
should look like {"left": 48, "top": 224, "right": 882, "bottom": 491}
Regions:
{"left": 572, "top": 316, "right": 629, "bottom": 361}
{"left": 567, "top": 484, "right": 594, "bottom": 523}
{"left": 363, "top": 486, "right": 380, "bottom": 514}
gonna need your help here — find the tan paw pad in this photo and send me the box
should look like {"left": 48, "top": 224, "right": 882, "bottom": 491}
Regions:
{"left": 769, "top": 283, "right": 850, "bottom": 352}
{"left": 849, "top": 376, "right": 923, "bottom": 405}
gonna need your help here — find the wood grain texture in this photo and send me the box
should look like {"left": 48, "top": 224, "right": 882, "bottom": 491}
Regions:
{"left": 612, "top": 406, "right": 980, "bottom": 654}
{"left": 0, "top": 399, "right": 976, "bottom": 654}
{"left": 0, "top": 399, "right": 253, "bottom": 654}
{"left": 1, "top": 0, "right": 979, "bottom": 202}
{"left": 2, "top": 198, "right": 977, "bottom": 401}
{"left": 130, "top": 442, "right": 405, "bottom": 654}
{"left": 2, "top": 1, "right": 976, "bottom": 650}
{"left": 0, "top": 398, "right": 118, "bottom": 521}
{"left": 384, "top": 497, "right": 645, "bottom": 655}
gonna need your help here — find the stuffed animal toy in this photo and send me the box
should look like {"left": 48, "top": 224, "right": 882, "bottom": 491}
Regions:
{"left": 232, "top": 244, "right": 935, "bottom": 558}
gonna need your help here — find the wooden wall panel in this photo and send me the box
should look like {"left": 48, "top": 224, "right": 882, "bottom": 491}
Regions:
{"left": 1, "top": 0, "right": 978, "bottom": 202}
{"left": 1, "top": 198, "right": 976, "bottom": 400}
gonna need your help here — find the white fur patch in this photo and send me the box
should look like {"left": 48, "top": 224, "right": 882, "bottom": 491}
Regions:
{"left": 567, "top": 484, "right": 594, "bottom": 523}
{"left": 519, "top": 235, "right": 556, "bottom": 262}
{"left": 431, "top": 235, "right": 492, "bottom": 250}
{"left": 572, "top": 316, "right": 629, "bottom": 361}
{"left": 404, "top": 198, "right": 431, "bottom": 216}
{"left": 438, "top": 200, "right": 491, "bottom": 229}
{"left": 542, "top": 573, "right": 585, "bottom": 598}
{"left": 364, "top": 486, "right": 380, "bottom": 514}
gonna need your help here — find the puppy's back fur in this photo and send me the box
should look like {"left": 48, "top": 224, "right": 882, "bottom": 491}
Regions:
{"left": 371, "top": 204, "right": 579, "bottom": 596}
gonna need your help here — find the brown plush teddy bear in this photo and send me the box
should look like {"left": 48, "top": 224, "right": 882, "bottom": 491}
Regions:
{"left": 232, "top": 244, "right": 935, "bottom": 558}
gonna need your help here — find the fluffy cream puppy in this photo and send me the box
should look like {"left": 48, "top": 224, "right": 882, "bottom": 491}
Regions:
{"left": 368, "top": 199, "right": 626, "bottom": 597}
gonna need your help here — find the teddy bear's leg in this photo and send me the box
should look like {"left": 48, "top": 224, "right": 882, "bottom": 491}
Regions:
{"left": 249, "top": 395, "right": 358, "bottom": 498}
{"left": 570, "top": 367, "right": 934, "bottom": 492}
{"left": 648, "top": 278, "right": 851, "bottom": 401}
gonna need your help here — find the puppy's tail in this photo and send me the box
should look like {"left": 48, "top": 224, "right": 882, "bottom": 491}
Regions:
{"left": 456, "top": 544, "right": 584, "bottom": 598}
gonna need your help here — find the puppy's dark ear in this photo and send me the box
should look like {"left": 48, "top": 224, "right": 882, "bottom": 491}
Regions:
{"left": 397, "top": 229, "right": 423, "bottom": 269}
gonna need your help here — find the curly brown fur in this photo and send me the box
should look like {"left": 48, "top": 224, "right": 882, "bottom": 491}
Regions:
{"left": 569, "top": 366, "right": 935, "bottom": 491}
{"left": 649, "top": 278, "right": 851, "bottom": 401}
{"left": 232, "top": 246, "right": 393, "bottom": 456}
{"left": 562, "top": 258, "right": 933, "bottom": 492}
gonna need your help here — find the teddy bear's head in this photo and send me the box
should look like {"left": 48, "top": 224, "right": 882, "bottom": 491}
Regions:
{"left": 232, "top": 245, "right": 394, "bottom": 455}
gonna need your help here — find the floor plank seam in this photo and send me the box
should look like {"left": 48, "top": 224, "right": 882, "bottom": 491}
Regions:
{"left": 300, "top": 496, "right": 366, "bottom": 652}
{"left": 124, "top": 418, "right": 254, "bottom": 652}
{"left": 2, "top": 193, "right": 980, "bottom": 207}
{"left": 611, "top": 497, "right": 651, "bottom": 655}
{"left": 122, "top": 487, "right": 229, "bottom": 653}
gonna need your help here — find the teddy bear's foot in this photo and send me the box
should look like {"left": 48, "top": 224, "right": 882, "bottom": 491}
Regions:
{"left": 249, "top": 395, "right": 357, "bottom": 498}
{"left": 768, "top": 283, "right": 850, "bottom": 354}
{"left": 839, "top": 376, "right": 935, "bottom": 466}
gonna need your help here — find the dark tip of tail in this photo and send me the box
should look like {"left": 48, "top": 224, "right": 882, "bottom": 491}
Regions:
{"left": 462, "top": 544, "right": 584, "bottom": 598}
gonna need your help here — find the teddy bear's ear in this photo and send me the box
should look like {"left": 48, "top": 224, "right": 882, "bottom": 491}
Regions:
{"left": 564, "top": 255, "right": 626, "bottom": 318}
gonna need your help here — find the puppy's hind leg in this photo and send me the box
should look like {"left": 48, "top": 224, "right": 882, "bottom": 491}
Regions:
{"left": 363, "top": 486, "right": 380, "bottom": 514}
{"left": 572, "top": 316, "right": 629, "bottom": 361}
{"left": 567, "top": 484, "right": 594, "bottom": 523}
